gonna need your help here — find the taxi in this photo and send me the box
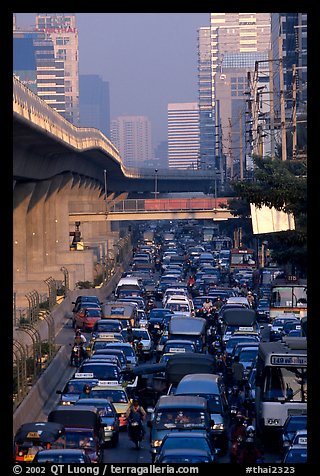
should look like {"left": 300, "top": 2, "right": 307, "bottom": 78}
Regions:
{"left": 89, "top": 382, "right": 132, "bottom": 428}
{"left": 86, "top": 334, "right": 125, "bottom": 357}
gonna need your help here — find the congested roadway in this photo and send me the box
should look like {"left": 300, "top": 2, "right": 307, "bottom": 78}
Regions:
{"left": 14, "top": 220, "right": 307, "bottom": 465}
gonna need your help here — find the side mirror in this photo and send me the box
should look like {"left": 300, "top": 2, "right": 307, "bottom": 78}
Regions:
{"left": 56, "top": 390, "right": 62, "bottom": 394}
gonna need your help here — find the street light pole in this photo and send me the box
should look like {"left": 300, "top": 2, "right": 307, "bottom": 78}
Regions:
{"left": 104, "top": 169, "right": 107, "bottom": 207}
{"left": 154, "top": 169, "right": 158, "bottom": 198}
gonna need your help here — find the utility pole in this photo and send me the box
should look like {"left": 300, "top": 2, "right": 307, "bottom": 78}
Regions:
{"left": 268, "top": 49, "right": 276, "bottom": 159}
{"left": 228, "top": 118, "right": 233, "bottom": 179}
{"left": 292, "top": 63, "right": 297, "bottom": 159}
{"left": 279, "top": 36, "right": 287, "bottom": 161}
{"left": 239, "top": 109, "right": 244, "bottom": 180}
{"left": 252, "top": 61, "right": 259, "bottom": 156}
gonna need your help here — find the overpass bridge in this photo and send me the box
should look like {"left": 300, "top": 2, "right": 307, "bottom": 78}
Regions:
{"left": 13, "top": 75, "right": 230, "bottom": 307}
{"left": 69, "top": 197, "right": 233, "bottom": 222}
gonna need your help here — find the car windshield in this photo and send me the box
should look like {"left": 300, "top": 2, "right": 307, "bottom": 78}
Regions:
{"left": 162, "top": 437, "right": 210, "bottom": 452}
{"left": 79, "top": 364, "right": 119, "bottom": 381}
{"left": 35, "top": 453, "right": 87, "bottom": 463}
{"left": 239, "top": 349, "right": 259, "bottom": 362}
{"left": 155, "top": 410, "right": 208, "bottom": 429}
{"left": 85, "top": 309, "right": 102, "bottom": 317}
{"left": 64, "top": 380, "right": 96, "bottom": 394}
{"left": 65, "top": 431, "right": 96, "bottom": 449}
{"left": 161, "top": 455, "right": 210, "bottom": 463}
{"left": 90, "top": 389, "right": 128, "bottom": 403}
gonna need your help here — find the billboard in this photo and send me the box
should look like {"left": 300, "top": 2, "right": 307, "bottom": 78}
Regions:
{"left": 250, "top": 204, "right": 295, "bottom": 234}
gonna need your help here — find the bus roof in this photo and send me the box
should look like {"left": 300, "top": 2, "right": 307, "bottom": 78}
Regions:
{"left": 258, "top": 338, "right": 307, "bottom": 366}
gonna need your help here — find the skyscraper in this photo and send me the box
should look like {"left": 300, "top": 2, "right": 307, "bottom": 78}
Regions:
{"left": 79, "top": 74, "right": 110, "bottom": 138}
{"left": 111, "top": 115, "right": 153, "bottom": 168}
{"left": 167, "top": 102, "right": 200, "bottom": 170}
{"left": 35, "top": 13, "right": 80, "bottom": 125}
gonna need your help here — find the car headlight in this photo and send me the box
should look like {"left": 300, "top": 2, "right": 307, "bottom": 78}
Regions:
{"left": 120, "top": 413, "right": 127, "bottom": 418}
{"left": 151, "top": 439, "right": 162, "bottom": 448}
{"left": 212, "top": 423, "right": 224, "bottom": 430}
{"left": 62, "top": 401, "right": 72, "bottom": 405}
{"left": 267, "top": 418, "right": 280, "bottom": 425}
{"left": 104, "top": 425, "right": 114, "bottom": 431}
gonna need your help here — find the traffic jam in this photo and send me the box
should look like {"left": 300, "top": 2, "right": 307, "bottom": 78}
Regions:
{"left": 13, "top": 221, "right": 307, "bottom": 465}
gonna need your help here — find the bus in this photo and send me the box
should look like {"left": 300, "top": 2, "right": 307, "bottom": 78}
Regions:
{"left": 211, "top": 236, "right": 233, "bottom": 252}
{"left": 230, "top": 247, "right": 256, "bottom": 272}
{"left": 255, "top": 338, "right": 307, "bottom": 438}
{"left": 269, "top": 277, "right": 307, "bottom": 320}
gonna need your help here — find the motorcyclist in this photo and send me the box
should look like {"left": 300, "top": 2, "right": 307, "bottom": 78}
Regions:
{"left": 203, "top": 298, "right": 213, "bottom": 310}
{"left": 238, "top": 425, "right": 263, "bottom": 464}
{"left": 228, "top": 386, "right": 245, "bottom": 414}
{"left": 126, "top": 397, "right": 146, "bottom": 440}
{"left": 231, "top": 355, "right": 246, "bottom": 390}
{"left": 214, "top": 350, "right": 227, "bottom": 376}
{"left": 70, "top": 329, "right": 87, "bottom": 365}
{"left": 246, "top": 291, "right": 255, "bottom": 308}
{"left": 229, "top": 411, "right": 247, "bottom": 463}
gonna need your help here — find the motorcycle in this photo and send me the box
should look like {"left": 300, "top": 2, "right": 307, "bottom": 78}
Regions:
{"left": 70, "top": 343, "right": 85, "bottom": 367}
{"left": 128, "top": 413, "right": 144, "bottom": 449}
{"left": 230, "top": 434, "right": 245, "bottom": 463}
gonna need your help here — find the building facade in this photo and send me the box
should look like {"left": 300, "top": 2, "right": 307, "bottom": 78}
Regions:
{"left": 35, "top": 13, "right": 80, "bottom": 125}
{"left": 79, "top": 74, "right": 110, "bottom": 138}
{"left": 110, "top": 115, "right": 153, "bottom": 167}
{"left": 167, "top": 102, "right": 200, "bottom": 170}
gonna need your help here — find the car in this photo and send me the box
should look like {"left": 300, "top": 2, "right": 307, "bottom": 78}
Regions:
{"left": 74, "top": 398, "right": 120, "bottom": 447}
{"left": 256, "top": 299, "right": 270, "bottom": 322}
{"left": 86, "top": 335, "right": 125, "bottom": 356}
{"left": 155, "top": 332, "right": 169, "bottom": 361}
{"left": 281, "top": 415, "right": 307, "bottom": 454}
{"left": 89, "top": 384, "right": 132, "bottom": 428}
{"left": 56, "top": 378, "right": 99, "bottom": 405}
{"left": 72, "top": 296, "right": 102, "bottom": 314}
{"left": 245, "top": 367, "right": 257, "bottom": 402}
{"left": 91, "top": 319, "right": 123, "bottom": 337}
{"left": 174, "top": 373, "right": 229, "bottom": 453}
{"left": 162, "top": 339, "right": 196, "bottom": 355}
{"left": 225, "top": 334, "right": 260, "bottom": 357}
{"left": 73, "top": 306, "right": 103, "bottom": 331}
{"left": 154, "top": 431, "right": 216, "bottom": 463}
{"left": 89, "top": 348, "right": 128, "bottom": 370}
{"left": 149, "top": 395, "right": 213, "bottom": 461}
{"left": 101, "top": 342, "right": 138, "bottom": 368}
{"left": 270, "top": 316, "right": 300, "bottom": 341}
{"left": 282, "top": 443, "right": 307, "bottom": 463}
{"left": 33, "top": 449, "right": 92, "bottom": 463}
{"left": 237, "top": 345, "right": 259, "bottom": 371}
{"left": 121, "top": 328, "right": 153, "bottom": 359}
{"left": 76, "top": 361, "right": 121, "bottom": 383}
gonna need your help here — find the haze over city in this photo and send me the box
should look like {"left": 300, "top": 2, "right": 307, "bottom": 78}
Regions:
{"left": 15, "top": 12, "right": 210, "bottom": 147}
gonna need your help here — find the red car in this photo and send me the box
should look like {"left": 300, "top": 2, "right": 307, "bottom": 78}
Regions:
{"left": 74, "top": 307, "right": 103, "bottom": 331}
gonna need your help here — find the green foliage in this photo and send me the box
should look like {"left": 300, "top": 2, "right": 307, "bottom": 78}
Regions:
{"left": 228, "top": 156, "right": 307, "bottom": 275}
{"left": 76, "top": 280, "right": 94, "bottom": 289}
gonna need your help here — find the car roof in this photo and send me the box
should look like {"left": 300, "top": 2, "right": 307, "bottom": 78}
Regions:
{"left": 163, "top": 431, "right": 209, "bottom": 439}
{"left": 157, "top": 395, "right": 208, "bottom": 409}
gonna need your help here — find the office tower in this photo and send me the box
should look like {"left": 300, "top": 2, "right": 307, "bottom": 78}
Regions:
{"left": 271, "top": 13, "right": 307, "bottom": 112}
{"left": 35, "top": 13, "right": 80, "bottom": 125}
{"left": 13, "top": 27, "right": 66, "bottom": 115}
{"left": 111, "top": 115, "right": 153, "bottom": 168}
{"left": 167, "top": 102, "right": 200, "bottom": 170}
{"left": 198, "top": 27, "right": 215, "bottom": 170}
{"left": 154, "top": 141, "right": 169, "bottom": 168}
{"left": 209, "top": 13, "right": 271, "bottom": 178}
{"left": 79, "top": 74, "right": 110, "bottom": 138}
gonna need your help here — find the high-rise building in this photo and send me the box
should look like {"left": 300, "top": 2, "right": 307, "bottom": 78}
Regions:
{"left": 35, "top": 13, "right": 80, "bottom": 125}
{"left": 271, "top": 13, "right": 307, "bottom": 112}
{"left": 13, "top": 28, "right": 66, "bottom": 115}
{"left": 111, "top": 115, "right": 153, "bottom": 168}
{"left": 167, "top": 102, "right": 200, "bottom": 170}
{"left": 207, "top": 13, "right": 271, "bottom": 178}
{"left": 79, "top": 74, "right": 110, "bottom": 138}
{"left": 198, "top": 27, "right": 215, "bottom": 170}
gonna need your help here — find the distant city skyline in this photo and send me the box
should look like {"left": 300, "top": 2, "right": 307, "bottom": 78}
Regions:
{"left": 14, "top": 12, "right": 210, "bottom": 147}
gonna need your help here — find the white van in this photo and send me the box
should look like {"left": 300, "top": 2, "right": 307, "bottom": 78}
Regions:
{"left": 164, "top": 295, "right": 194, "bottom": 317}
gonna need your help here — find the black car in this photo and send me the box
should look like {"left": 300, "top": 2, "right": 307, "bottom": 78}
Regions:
{"left": 256, "top": 299, "right": 270, "bottom": 322}
{"left": 91, "top": 319, "right": 123, "bottom": 337}
{"left": 56, "top": 378, "right": 99, "bottom": 405}
{"left": 74, "top": 398, "right": 120, "bottom": 447}
{"left": 281, "top": 415, "right": 307, "bottom": 454}
{"left": 154, "top": 431, "right": 216, "bottom": 463}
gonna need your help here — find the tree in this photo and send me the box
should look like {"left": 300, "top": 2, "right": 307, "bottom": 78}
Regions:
{"left": 228, "top": 156, "right": 307, "bottom": 276}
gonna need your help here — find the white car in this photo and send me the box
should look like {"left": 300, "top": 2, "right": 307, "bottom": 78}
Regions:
{"left": 126, "top": 328, "right": 153, "bottom": 358}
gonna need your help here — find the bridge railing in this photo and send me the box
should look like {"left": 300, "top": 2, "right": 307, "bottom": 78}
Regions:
{"left": 108, "top": 197, "right": 231, "bottom": 213}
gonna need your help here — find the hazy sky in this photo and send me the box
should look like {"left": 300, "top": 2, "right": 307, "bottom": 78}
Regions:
{"left": 15, "top": 12, "right": 210, "bottom": 146}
